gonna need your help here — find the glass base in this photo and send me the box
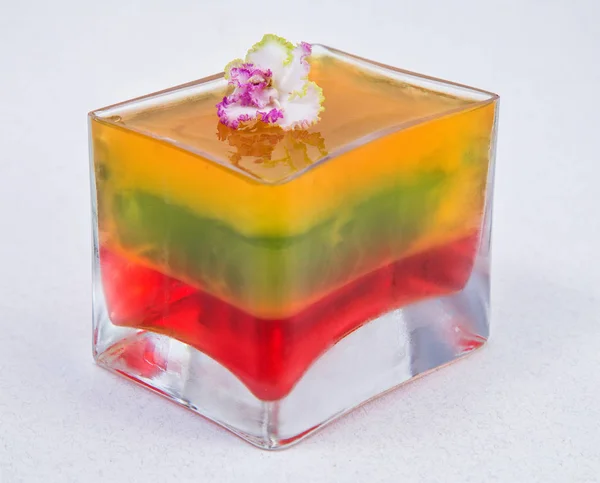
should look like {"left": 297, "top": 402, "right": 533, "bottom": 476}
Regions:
{"left": 93, "top": 259, "right": 489, "bottom": 450}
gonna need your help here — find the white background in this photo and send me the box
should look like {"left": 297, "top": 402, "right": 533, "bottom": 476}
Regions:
{"left": 1, "top": 0, "right": 599, "bottom": 481}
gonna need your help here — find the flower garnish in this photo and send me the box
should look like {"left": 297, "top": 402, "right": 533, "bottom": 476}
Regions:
{"left": 216, "top": 34, "right": 325, "bottom": 130}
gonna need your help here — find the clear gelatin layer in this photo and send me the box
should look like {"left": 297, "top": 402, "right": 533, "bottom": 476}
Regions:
{"left": 90, "top": 44, "right": 498, "bottom": 443}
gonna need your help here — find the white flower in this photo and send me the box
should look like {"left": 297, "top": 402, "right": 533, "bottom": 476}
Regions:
{"left": 217, "top": 35, "right": 325, "bottom": 130}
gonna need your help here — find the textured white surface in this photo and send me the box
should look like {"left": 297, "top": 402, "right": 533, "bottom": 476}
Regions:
{"left": 1, "top": 1, "right": 599, "bottom": 481}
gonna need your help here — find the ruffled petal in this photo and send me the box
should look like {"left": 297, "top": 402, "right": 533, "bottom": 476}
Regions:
{"left": 235, "top": 84, "right": 278, "bottom": 108}
{"left": 277, "top": 81, "right": 325, "bottom": 130}
{"left": 217, "top": 95, "right": 284, "bottom": 129}
{"left": 222, "top": 61, "right": 277, "bottom": 112}
{"left": 229, "top": 63, "right": 272, "bottom": 88}
{"left": 245, "top": 34, "right": 294, "bottom": 86}
{"left": 224, "top": 59, "right": 244, "bottom": 81}
{"left": 258, "top": 108, "right": 284, "bottom": 124}
{"left": 278, "top": 42, "right": 312, "bottom": 95}
{"left": 216, "top": 98, "right": 260, "bottom": 129}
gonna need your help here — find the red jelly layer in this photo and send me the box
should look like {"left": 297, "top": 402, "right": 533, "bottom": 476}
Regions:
{"left": 100, "top": 234, "right": 479, "bottom": 401}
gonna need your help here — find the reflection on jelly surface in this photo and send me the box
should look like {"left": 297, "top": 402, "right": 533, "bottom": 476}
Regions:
{"left": 91, "top": 53, "right": 496, "bottom": 400}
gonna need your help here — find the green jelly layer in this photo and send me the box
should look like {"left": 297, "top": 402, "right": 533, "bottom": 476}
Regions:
{"left": 101, "top": 169, "right": 453, "bottom": 317}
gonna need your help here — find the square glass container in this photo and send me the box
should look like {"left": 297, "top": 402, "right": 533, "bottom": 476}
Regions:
{"left": 89, "top": 44, "right": 499, "bottom": 449}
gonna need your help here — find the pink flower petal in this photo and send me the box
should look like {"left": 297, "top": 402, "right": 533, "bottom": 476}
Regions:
{"left": 217, "top": 97, "right": 261, "bottom": 129}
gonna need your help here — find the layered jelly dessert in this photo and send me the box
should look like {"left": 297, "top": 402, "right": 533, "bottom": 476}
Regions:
{"left": 90, "top": 39, "right": 498, "bottom": 446}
